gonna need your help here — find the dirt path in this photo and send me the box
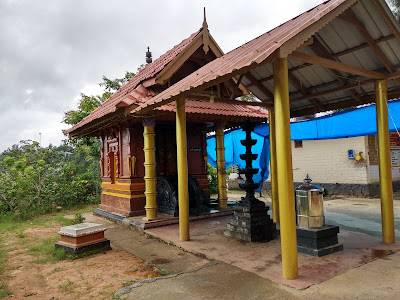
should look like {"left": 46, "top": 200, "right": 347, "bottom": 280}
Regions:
{"left": 3, "top": 223, "right": 160, "bottom": 299}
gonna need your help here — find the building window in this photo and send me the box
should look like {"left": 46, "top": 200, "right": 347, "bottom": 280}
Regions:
{"left": 295, "top": 140, "right": 303, "bottom": 148}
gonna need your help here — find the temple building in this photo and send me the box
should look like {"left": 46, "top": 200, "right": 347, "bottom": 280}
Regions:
{"left": 67, "top": 0, "right": 400, "bottom": 280}
{"left": 65, "top": 18, "right": 269, "bottom": 218}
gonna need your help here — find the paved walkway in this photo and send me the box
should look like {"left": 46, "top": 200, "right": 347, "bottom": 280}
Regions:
{"left": 84, "top": 195, "right": 400, "bottom": 299}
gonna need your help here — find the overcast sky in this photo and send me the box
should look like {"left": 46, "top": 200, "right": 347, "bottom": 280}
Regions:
{"left": 0, "top": 0, "right": 326, "bottom": 152}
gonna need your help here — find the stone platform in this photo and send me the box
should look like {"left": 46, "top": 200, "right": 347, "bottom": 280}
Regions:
{"left": 225, "top": 201, "right": 276, "bottom": 242}
{"left": 297, "top": 225, "right": 343, "bottom": 257}
{"left": 55, "top": 222, "right": 111, "bottom": 255}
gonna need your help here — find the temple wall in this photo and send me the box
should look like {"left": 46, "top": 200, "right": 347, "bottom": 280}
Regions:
{"left": 99, "top": 122, "right": 209, "bottom": 216}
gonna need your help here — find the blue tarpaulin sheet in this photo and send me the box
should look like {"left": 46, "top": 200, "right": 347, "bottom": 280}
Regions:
{"left": 207, "top": 130, "right": 269, "bottom": 191}
{"left": 207, "top": 99, "right": 400, "bottom": 189}
{"left": 253, "top": 99, "right": 400, "bottom": 139}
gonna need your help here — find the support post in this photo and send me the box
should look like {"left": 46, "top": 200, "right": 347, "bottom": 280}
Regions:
{"left": 176, "top": 97, "right": 190, "bottom": 241}
{"left": 143, "top": 119, "right": 157, "bottom": 220}
{"left": 215, "top": 123, "right": 228, "bottom": 209}
{"left": 268, "top": 107, "right": 279, "bottom": 223}
{"left": 274, "top": 57, "right": 298, "bottom": 279}
{"left": 375, "top": 80, "right": 395, "bottom": 244}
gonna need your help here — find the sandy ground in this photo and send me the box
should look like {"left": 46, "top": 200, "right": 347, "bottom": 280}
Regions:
{"left": 3, "top": 224, "right": 160, "bottom": 300}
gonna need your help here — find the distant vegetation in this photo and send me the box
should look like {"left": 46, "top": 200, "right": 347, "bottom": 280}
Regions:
{"left": 0, "top": 140, "right": 101, "bottom": 219}
{"left": 0, "top": 70, "right": 138, "bottom": 220}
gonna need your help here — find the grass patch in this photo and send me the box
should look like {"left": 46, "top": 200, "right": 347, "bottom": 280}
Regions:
{"left": 121, "top": 280, "right": 135, "bottom": 287}
{"left": 58, "top": 278, "right": 75, "bottom": 292}
{"left": 157, "top": 269, "right": 169, "bottom": 276}
{"left": 0, "top": 236, "right": 11, "bottom": 298}
{"left": 16, "top": 230, "right": 26, "bottom": 239}
{"left": 0, "top": 204, "right": 97, "bottom": 234}
{"left": 27, "top": 236, "right": 70, "bottom": 263}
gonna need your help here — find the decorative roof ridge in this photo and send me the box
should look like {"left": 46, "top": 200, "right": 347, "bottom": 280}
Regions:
{"left": 65, "top": 28, "right": 202, "bottom": 134}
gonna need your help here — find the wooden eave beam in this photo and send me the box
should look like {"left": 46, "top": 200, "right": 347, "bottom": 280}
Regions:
{"left": 291, "top": 88, "right": 400, "bottom": 117}
{"left": 290, "top": 79, "right": 374, "bottom": 103}
{"left": 230, "top": 73, "right": 244, "bottom": 100}
{"left": 289, "top": 51, "right": 384, "bottom": 79}
{"left": 333, "top": 34, "right": 395, "bottom": 58}
{"left": 189, "top": 95, "right": 271, "bottom": 107}
{"left": 242, "top": 72, "right": 273, "bottom": 101}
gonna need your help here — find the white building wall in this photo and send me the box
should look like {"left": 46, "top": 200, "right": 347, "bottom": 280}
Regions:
{"left": 290, "top": 136, "right": 369, "bottom": 184}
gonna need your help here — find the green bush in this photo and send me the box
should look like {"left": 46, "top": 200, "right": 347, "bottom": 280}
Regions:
{"left": 0, "top": 140, "right": 101, "bottom": 219}
{"left": 207, "top": 163, "right": 218, "bottom": 194}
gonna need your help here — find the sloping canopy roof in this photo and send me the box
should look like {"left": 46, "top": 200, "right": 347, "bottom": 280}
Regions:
{"left": 65, "top": 29, "right": 201, "bottom": 135}
{"left": 66, "top": 20, "right": 268, "bottom": 137}
{"left": 132, "top": 0, "right": 400, "bottom": 117}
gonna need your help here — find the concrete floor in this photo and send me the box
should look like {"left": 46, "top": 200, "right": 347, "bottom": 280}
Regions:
{"left": 86, "top": 193, "right": 400, "bottom": 299}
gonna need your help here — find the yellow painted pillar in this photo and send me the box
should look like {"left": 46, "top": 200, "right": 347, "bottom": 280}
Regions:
{"left": 274, "top": 57, "right": 298, "bottom": 279}
{"left": 375, "top": 80, "right": 395, "bottom": 244}
{"left": 215, "top": 123, "right": 228, "bottom": 209}
{"left": 268, "top": 107, "right": 279, "bottom": 223}
{"left": 176, "top": 97, "right": 190, "bottom": 241}
{"left": 143, "top": 119, "right": 157, "bottom": 220}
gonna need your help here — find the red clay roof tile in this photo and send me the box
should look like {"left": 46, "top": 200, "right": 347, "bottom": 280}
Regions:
{"left": 65, "top": 29, "right": 201, "bottom": 134}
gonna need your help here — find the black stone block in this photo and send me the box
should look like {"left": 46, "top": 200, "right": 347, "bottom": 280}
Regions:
{"left": 94, "top": 208, "right": 124, "bottom": 223}
{"left": 296, "top": 225, "right": 339, "bottom": 239}
{"left": 55, "top": 240, "right": 111, "bottom": 255}
{"left": 296, "top": 224, "right": 343, "bottom": 257}
{"left": 297, "top": 244, "right": 344, "bottom": 257}
{"left": 297, "top": 235, "right": 338, "bottom": 249}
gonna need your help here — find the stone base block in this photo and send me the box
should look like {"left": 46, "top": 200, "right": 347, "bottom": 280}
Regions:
{"left": 55, "top": 240, "right": 111, "bottom": 255}
{"left": 56, "top": 222, "right": 111, "bottom": 255}
{"left": 296, "top": 225, "right": 343, "bottom": 257}
{"left": 225, "top": 201, "right": 276, "bottom": 242}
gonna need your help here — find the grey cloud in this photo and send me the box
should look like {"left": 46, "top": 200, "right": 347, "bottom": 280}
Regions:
{"left": 0, "top": 0, "right": 324, "bottom": 151}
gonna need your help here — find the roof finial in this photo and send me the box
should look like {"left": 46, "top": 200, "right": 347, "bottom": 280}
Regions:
{"left": 146, "top": 47, "right": 152, "bottom": 64}
{"left": 203, "top": 7, "right": 208, "bottom": 29}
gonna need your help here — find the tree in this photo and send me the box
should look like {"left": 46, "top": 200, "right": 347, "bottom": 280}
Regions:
{"left": 0, "top": 70, "right": 141, "bottom": 218}
{"left": 388, "top": 0, "right": 400, "bottom": 22}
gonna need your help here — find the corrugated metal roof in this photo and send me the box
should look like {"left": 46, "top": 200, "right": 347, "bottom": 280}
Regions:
{"left": 132, "top": 0, "right": 357, "bottom": 114}
{"left": 132, "top": 0, "right": 400, "bottom": 117}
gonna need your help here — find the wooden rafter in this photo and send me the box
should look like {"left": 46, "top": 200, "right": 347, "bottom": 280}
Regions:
{"left": 242, "top": 72, "right": 273, "bottom": 101}
{"left": 372, "top": 0, "right": 400, "bottom": 42}
{"left": 289, "top": 51, "right": 384, "bottom": 79}
{"left": 290, "top": 79, "right": 374, "bottom": 103}
{"left": 291, "top": 88, "right": 400, "bottom": 117}
{"left": 288, "top": 72, "right": 325, "bottom": 110}
{"left": 339, "top": 9, "right": 398, "bottom": 77}
{"left": 333, "top": 34, "right": 395, "bottom": 58}
{"left": 251, "top": 34, "right": 395, "bottom": 86}
{"left": 309, "top": 37, "right": 366, "bottom": 104}
{"left": 190, "top": 94, "right": 271, "bottom": 107}
{"left": 230, "top": 73, "right": 244, "bottom": 100}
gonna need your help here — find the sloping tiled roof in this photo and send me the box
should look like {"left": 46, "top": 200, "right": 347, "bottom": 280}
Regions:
{"left": 131, "top": 0, "right": 356, "bottom": 114}
{"left": 156, "top": 99, "right": 269, "bottom": 119}
{"left": 65, "top": 29, "right": 201, "bottom": 134}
